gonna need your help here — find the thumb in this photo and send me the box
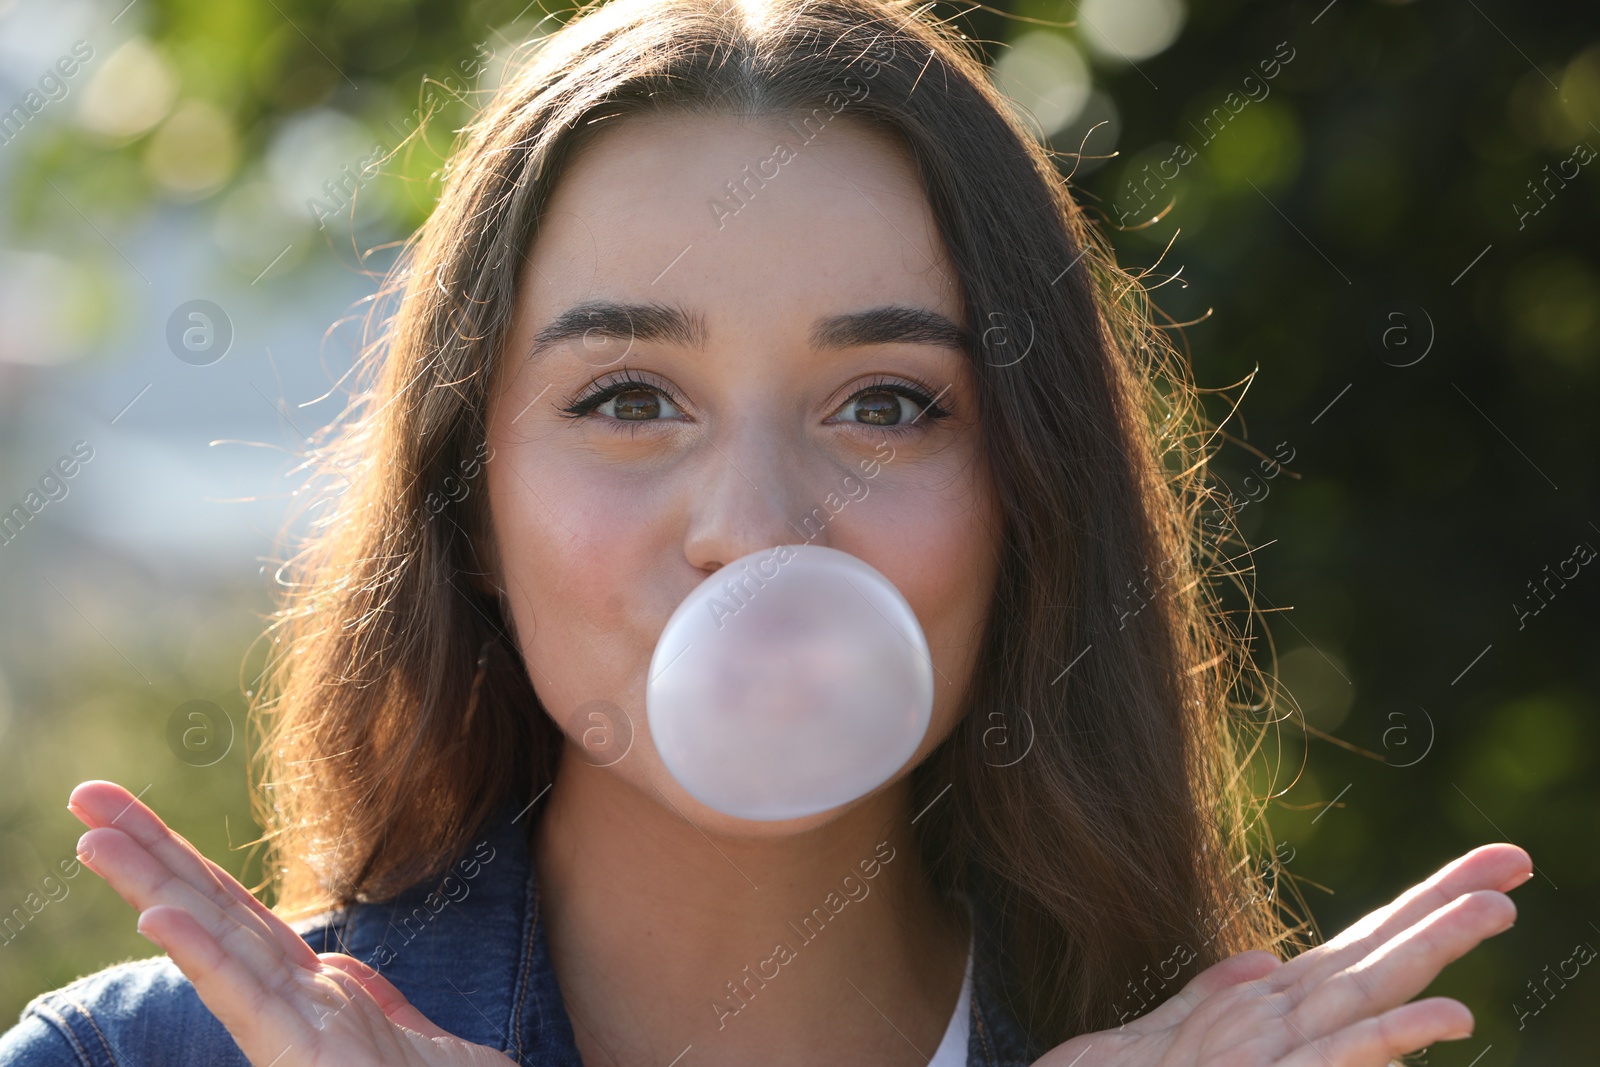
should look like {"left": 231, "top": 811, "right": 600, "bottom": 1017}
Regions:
{"left": 317, "top": 953, "right": 455, "bottom": 1039}
{"left": 1137, "top": 949, "right": 1284, "bottom": 1028}
{"left": 1185, "top": 949, "right": 1284, "bottom": 999}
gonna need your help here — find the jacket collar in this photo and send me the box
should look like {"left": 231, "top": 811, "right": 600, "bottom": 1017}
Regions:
{"left": 290, "top": 797, "right": 581, "bottom": 1062}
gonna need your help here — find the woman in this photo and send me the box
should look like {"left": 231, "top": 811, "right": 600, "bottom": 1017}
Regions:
{"left": 1, "top": 0, "right": 1528, "bottom": 1063}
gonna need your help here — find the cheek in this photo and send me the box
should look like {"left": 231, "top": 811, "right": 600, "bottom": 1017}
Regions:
{"left": 846, "top": 462, "right": 1000, "bottom": 754}
{"left": 486, "top": 448, "right": 671, "bottom": 709}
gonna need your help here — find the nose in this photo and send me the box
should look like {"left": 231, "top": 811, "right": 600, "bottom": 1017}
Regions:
{"left": 681, "top": 428, "right": 823, "bottom": 574}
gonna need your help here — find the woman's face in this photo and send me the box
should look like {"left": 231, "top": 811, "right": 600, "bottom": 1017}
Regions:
{"left": 483, "top": 111, "right": 1003, "bottom": 836}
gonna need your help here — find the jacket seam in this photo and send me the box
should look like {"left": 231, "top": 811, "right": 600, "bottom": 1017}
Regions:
{"left": 29, "top": 999, "right": 100, "bottom": 1067}
{"left": 970, "top": 988, "right": 998, "bottom": 1066}
{"left": 508, "top": 859, "right": 541, "bottom": 1063}
{"left": 60, "top": 995, "right": 125, "bottom": 1067}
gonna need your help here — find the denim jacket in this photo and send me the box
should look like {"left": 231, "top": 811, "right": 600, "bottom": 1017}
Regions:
{"left": 0, "top": 800, "right": 1041, "bottom": 1066}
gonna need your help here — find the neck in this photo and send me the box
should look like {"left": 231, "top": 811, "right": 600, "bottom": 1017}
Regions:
{"left": 533, "top": 744, "right": 970, "bottom": 1066}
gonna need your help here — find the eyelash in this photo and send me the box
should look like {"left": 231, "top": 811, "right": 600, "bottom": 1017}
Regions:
{"left": 556, "top": 371, "right": 952, "bottom": 435}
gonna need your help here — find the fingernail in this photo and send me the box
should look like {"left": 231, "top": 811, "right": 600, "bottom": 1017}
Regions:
{"left": 1442, "top": 1028, "right": 1473, "bottom": 1041}
{"left": 75, "top": 832, "right": 96, "bottom": 865}
{"left": 135, "top": 916, "right": 167, "bottom": 954}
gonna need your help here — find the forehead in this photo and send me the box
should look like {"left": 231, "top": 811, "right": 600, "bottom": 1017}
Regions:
{"left": 517, "top": 110, "right": 965, "bottom": 335}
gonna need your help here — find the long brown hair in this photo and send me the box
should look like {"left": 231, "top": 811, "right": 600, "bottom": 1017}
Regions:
{"left": 249, "top": 0, "right": 1309, "bottom": 1049}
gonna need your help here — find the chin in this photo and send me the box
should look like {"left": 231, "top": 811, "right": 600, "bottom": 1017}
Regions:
{"left": 620, "top": 755, "right": 912, "bottom": 841}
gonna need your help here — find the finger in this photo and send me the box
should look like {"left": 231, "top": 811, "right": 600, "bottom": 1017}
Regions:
{"left": 137, "top": 903, "right": 333, "bottom": 1067}
{"left": 192, "top": 848, "right": 325, "bottom": 967}
{"left": 69, "top": 782, "right": 260, "bottom": 921}
{"left": 1287, "top": 889, "right": 1513, "bottom": 1039}
{"left": 69, "top": 781, "right": 261, "bottom": 922}
{"left": 68, "top": 781, "right": 319, "bottom": 970}
{"left": 1279, "top": 997, "right": 1472, "bottom": 1067}
{"left": 75, "top": 825, "right": 291, "bottom": 980}
{"left": 1269, "top": 843, "right": 1529, "bottom": 992}
{"left": 311, "top": 958, "right": 512, "bottom": 1067}
{"left": 75, "top": 825, "right": 313, "bottom": 982}
{"left": 317, "top": 954, "right": 456, "bottom": 1040}
{"left": 198, "top": 852, "right": 298, "bottom": 935}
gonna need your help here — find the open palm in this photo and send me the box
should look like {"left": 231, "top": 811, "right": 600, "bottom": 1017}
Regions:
{"left": 66, "top": 780, "right": 513, "bottom": 1067}
{"left": 1033, "top": 842, "right": 1530, "bottom": 1067}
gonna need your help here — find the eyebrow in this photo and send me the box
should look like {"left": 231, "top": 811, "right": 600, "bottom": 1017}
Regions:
{"left": 526, "top": 300, "right": 975, "bottom": 363}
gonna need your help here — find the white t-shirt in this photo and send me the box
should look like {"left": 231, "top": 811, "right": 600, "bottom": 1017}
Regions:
{"left": 927, "top": 943, "right": 974, "bottom": 1066}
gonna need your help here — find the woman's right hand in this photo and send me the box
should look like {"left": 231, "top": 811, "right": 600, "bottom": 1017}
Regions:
{"left": 1032, "top": 842, "right": 1530, "bottom": 1067}
{"left": 67, "top": 780, "right": 514, "bottom": 1067}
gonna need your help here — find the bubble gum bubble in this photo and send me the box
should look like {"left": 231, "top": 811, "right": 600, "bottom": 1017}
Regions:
{"left": 646, "top": 543, "right": 934, "bottom": 820}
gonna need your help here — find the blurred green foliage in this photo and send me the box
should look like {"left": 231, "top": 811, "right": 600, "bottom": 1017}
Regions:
{"left": 0, "top": 570, "right": 266, "bottom": 1022}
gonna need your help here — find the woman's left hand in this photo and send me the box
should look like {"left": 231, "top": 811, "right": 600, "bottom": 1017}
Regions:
{"left": 1031, "top": 842, "right": 1531, "bottom": 1067}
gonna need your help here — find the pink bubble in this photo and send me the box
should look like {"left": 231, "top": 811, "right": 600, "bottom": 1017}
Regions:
{"left": 647, "top": 544, "right": 934, "bottom": 820}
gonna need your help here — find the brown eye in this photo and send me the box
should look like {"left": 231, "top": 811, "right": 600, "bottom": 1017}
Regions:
{"left": 827, "top": 380, "right": 948, "bottom": 430}
{"left": 850, "top": 390, "right": 909, "bottom": 425}
{"left": 559, "top": 378, "right": 686, "bottom": 424}
{"left": 611, "top": 388, "right": 663, "bottom": 420}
